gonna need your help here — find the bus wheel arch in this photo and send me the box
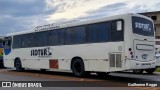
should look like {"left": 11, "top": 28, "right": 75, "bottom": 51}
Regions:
{"left": 14, "top": 58, "right": 24, "bottom": 71}
{"left": 71, "top": 57, "right": 86, "bottom": 77}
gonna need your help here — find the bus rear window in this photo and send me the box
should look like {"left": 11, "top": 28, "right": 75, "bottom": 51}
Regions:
{"left": 132, "top": 16, "right": 154, "bottom": 36}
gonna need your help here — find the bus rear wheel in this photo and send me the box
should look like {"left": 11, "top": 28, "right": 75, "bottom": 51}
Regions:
{"left": 15, "top": 59, "right": 23, "bottom": 71}
{"left": 145, "top": 68, "right": 155, "bottom": 74}
{"left": 71, "top": 59, "right": 85, "bottom": 77}
{"left": 132, "top": 69, "right": 143, "bottom": 74}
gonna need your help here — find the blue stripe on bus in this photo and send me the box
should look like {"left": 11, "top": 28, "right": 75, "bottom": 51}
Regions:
{"left": 4, "top": 49, "right": 11, "bottom": 55}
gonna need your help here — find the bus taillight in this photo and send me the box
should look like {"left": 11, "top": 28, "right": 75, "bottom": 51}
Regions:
{"left": 129, "top": 48, "right": 134, "bottom": 58}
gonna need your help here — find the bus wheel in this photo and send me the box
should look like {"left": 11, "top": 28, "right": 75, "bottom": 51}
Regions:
{"left": 15, "top": 59, "right": 23, "bottom": 71}
{"left": 96, "top": 72, "right": 110, "bottom": 77}
{"left": 71, "top": 59, "right": 85, "bottom": 77}
{"left": 41, "top": 69, "right": 46, "bottom": 72}
{"left": 145, "top": 68, "right": 155, "bottom": 74}
{"left": 132, "top": 69, "right": 143, "bottom": 74}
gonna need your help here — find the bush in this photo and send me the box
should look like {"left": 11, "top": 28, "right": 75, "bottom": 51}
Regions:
{"left": 156, "top": 68, "right": 160, "bottom": 72}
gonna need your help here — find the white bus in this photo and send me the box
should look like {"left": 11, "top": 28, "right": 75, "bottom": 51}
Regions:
{"left": 3, "top": 13, "right": 156, "bottom": 76}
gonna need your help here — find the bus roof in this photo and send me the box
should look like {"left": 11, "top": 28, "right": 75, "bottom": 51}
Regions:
{"left": 7, "top": 13, "right": 152, "bottom": 36}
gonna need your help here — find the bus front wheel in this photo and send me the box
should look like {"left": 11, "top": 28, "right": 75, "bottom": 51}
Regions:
{"left": 15, "top": 59, "right": 23, "bottom": 71}
{"left": 145, "top": 68, "right": 155, "bottom": 74}
{"left": 71, "top": 59, "right": 85, "bottom": 77}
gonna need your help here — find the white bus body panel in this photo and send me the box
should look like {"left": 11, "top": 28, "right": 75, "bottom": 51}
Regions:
{"left": 4, "top": 42, "right": 124, "bottom": 72}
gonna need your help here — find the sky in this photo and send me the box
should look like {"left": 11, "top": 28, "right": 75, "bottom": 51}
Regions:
{"left": 0, "top": 0, "right": 160, "bottom": 36}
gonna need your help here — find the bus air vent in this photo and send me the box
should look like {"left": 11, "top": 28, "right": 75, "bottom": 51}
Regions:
{"left": 109, "top": 54, "right": 122, "bottom": 68}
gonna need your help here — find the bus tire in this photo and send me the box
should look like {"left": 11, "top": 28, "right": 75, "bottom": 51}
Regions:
{"left": 15, "top": 59, "right": 23, "bottom": 71}
{"left": 41, "top": 69, "right": 46, "bottom": 72}
{"left": 145, "top": 68, "right": 155, "bottom": 74}
{"left": 132, "top": 69, "right": 143, "bottom": 74}
{"left": 71, "top": 59, "right": 85, "bottom": 77}
{"left": 96, "top": 72, "right": 110, "bottom": 77}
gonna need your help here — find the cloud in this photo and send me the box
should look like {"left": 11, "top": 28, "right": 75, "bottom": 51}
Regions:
{"left": 150, "top": 2, "right": 160, "bottom": 11}
{"left": 83, "top": 2, "right": 128, "bottom": 19}
{"left": 74, "top": 0, "right": 160, "bottom": 20}
{"left": 126, "top": 0, "right": 160, "bottom": 13}
{"left": 0, "top": 0, "right": 54, "bottom": 17}
{"left": 0, "top": 14, "right": 53, "bottom": 35}
{"left": 0, "top": 0, "right": 160, "bottom": 36}
{"left": 46, "top": 0, "right": 129, "bottom": 21}
{"left": 0, "top": 16, "right": 32, "bottom": 35}
{"left": 87, "top": 2, "right": 127, "bottom": 14}
{"left": 0, "top": 0, "right": 55, "bottom": 35}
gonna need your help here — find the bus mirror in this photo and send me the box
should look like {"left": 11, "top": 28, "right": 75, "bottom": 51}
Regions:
{"left": 117, "top": 21, "right": 122, "bottom": 31}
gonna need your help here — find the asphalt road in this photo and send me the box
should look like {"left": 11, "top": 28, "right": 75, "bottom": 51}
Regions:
{"left": 0, "top": 68, "right": 160, "bottom": 90}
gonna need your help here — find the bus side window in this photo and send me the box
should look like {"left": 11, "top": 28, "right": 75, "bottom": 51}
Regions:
{"left": 111, "top": 20, "right": 124, "bottom": 41}
{"left": 116, "top": 21, "right": 123, "bottom": 31}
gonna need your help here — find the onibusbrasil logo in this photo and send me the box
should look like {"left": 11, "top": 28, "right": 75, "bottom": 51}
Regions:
{"left": 1, "top": 82, "right": 42, "bottom": 88}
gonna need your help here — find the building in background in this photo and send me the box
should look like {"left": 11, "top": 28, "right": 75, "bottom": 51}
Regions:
{"left": 140, "top": 11, "right": 160, "bottom": 39}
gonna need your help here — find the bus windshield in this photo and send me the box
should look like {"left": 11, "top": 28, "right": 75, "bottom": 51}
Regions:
{"left": 132, "top": 16, "right": 154, "bottom": 37}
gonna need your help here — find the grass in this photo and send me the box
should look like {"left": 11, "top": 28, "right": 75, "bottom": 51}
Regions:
{"left": 156, "top": 67, "right": 160, "bottom": 72}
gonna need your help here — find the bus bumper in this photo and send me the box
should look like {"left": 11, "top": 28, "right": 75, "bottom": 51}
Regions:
{"left": 126, "top": 59, "right": 156, "bottom": 69}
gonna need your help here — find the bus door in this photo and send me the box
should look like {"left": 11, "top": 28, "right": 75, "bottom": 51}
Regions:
{"left": 4, "top": 37, "right": 12, "bottom": 55}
